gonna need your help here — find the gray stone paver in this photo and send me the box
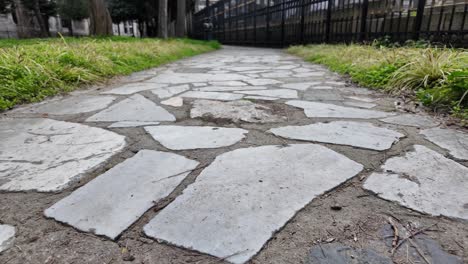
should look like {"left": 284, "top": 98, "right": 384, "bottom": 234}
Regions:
{"left": 364, "top": 145, "right": 468, "bottom": 220}
{"left": 145, "top": 126, "right": 248, "bottom": 150}
{"left": 144, "top": 144, "right": 363, "bottom": 264}
{"left": 269, "top": 121, "right": 404, "bottom": 151}
{"left": 0, "top": 118, "right": 126, "bottom": 192}
{"left": 17, "top": 95, "right": 116, "bottom": 115}
{"left": 86, "top": 94, "right": 176, "bottom": 122}
{"left": 45, "top": 150, "right": 199, "bottom": 240}
{"left": 0, "top": 225, "right": 15, "bottom": 253}
{"left": 420, "top": 127, "right": 468, "bottom": 160}
{"left": 2, "top": 46, "right": 467, "bottom": 264}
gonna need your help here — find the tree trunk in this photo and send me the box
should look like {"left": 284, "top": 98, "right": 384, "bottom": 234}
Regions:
{"left": 158, "top": 0, "right": 168, "bottom": 38}
{"left": 69, "top": 20, "right": 74, "bottom": 36}
{"left": 176, "top": 0, "right": 186, "bottom": 37}
{"left": 32, "top": 0, "right": 49, "bottom": 37}
{"left": 13, "top": 0, "right": 36, "bottom": 38}
{"left": 88, "top": 0, "right": 113, "bottom": 36}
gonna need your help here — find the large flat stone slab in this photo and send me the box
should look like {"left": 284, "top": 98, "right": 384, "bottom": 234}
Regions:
{"left": 269, "top": 121, "right": 404, "bottom": 150}
{"left": 161, "top": 97, "right": 184, "bottom": 107}
{"left": 364, "top": 145, "right": 468, "bottom": 220}
{"left": 86, "top": 94, "right": 175, "bottom": 122}
{"left": 0, "top": 118, "right": 126, "bottom": 192}
{"left": 0, "top": 225, "right": 15, "bottom": 253}
{"left": 45, "top": 150, "right": 199, "bottom": 240}
{"left": 102, "top": 83, "right": 168, "bottom": 95}
{"left": 306, "top": 243, "right": 392, "bottom": 264}
{"left": 20, "top": 95, "right": 116, "bottom": 115}
{"left": 380, "top": 114, "right": 439, "bottom": 127}
{"left": 420, "top": 128, "right": 468, "bottom": 160}
{"left": 281, "top": 82, "right": 321, "bottom": 91}
{"left": 150, "top": 84, "right": 190, "bottom": 99}
{"left": 144, "top": 144, "right": 363, "bottom": 264}
{"left": 244, "top": 78, "right": 282, "bottom": 86}
{"left": 108, "top": 121, "right": 160, "bottom": 128}
{"left": 147, "top": 72, "right": 250, "bottom": 84}
{"left": 190, "top": 100, "right": 285, "bottom": 123}
{"left": 195, "top": 86, "right": 267, "bottom": 92}
{"left": 180, "top": 91, "right": 244, "bottom": 101}
{"left": 145, "top": 126, "right": 248, "bottom": 150}
{"left": 234, "top": 89, "right": 298, "bottom": 99}
{"left": 286, "top": 101, "right": 395, "bottom": 119}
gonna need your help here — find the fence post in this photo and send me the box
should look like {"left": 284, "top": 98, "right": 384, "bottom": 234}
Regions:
{"left": 254, "top": 0, "right": 257, "bottom": 44}
{"left": 300, "top": 0, "right": 306, "bottom": 44}
{"left": 360, "top": 0, "right": 369, "bottom": 42}
{"left": 413, "top": 0, "right": 427, "bottom": 40}
{"left": 266, "top": 0, "right": 271, "bottom": 44}
{"left": 281, "top": 0, "right": 286, "bottom": 46}
{"left": 325, "top": 0, "right": 333, "bottom": 42}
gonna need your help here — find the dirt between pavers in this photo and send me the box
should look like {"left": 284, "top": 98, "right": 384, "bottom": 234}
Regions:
{"left": 1, "top": 71, "right": 467, "bottom": 263}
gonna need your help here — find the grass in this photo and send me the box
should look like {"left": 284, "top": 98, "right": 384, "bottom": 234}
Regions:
{"left": 0, "top": 37, "right": 220, "bottom": 110}
{"left": 288, "top": 44, "right": 468, "bottom": 121}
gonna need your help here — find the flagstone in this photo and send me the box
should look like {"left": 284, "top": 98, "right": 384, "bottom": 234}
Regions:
{"left": 420, "top": 128, "right": 468, "bottom": 160}
{"left": 45, "top": 150, "right": 199, "bottom": 240}
{"left": 234, "top": 89, "right": 298, "bottom": 99}
{"left": 21, "top": 95, "right": 116, "bottom": 115}
{"left": 86, "top": 94, "right": 175, "bottom": 122}
{"left": 190, "top": 100, "right": 285, "bottom": 123}
{"left": 343, "top": 101, "right": 377, "bottom": 109}
{"left": 286, "top": 101, "right": 395, "bottom": 119}
{"left": 144, "top": 144, "right": 363, "bottom": 264}
{"left": 380, "top": 114, "right": 439, "bottom": 127}
{"left": 195, "top": 86, "right": 267, "bottom": 92}
{"left": 245, "top": 96, "right": 279, "bottom": 101}
{"left": 150, "top": 85, "right": 190, "bottom": 99}
{"left": 108, "top": 121, "right": 160, "bottom": 128}
{"left": 347, "top": 96, "right": 376, "bottom": 102}
{"left": 281, "top": 82, "right": 321, "bottom": 90}
{"left": 364, "top": 145, "right": 468, "bottom": 220}
{"left": 0, "top": 225, "right": 15, "bottom": 253}
{"left": 269, "top": 121, "right": 404, "bottom": 150}
{"left": 161, "top": 97, "right": 184, "bottom": 107}
{"left": 145, "top": 126, "right": 248, "bottom": 150}
{"left": 245, "top": 78, "right": 282, "bottom": 86}
{"left": 209, "top": 81, "right": 248, "bottom": 86}
{"left": 180, "top": 91, "right": 244, "bottom": 101}
{"left": 147, "top": 72, "right": 250, "bottom": 84}
{"left": 102, "top": 83, "right": 168, "bottom": 95}
{"left": 0, "top": 118, "right": 126, "bottom": 192}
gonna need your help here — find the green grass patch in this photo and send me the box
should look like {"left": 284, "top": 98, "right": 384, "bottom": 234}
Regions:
{"left": 0, "top": 37, "right": 220, "bottom": 110}
{"left": 288, "top": 44, "right": 468, "bottom": 119}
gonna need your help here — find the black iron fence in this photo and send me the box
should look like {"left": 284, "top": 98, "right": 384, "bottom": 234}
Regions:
{"left": 192, "top": 0, "right": 468, "bottom": 47}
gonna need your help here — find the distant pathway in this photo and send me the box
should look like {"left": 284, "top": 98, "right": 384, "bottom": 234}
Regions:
{"left": 0, "top": 46, "right": 467, "bottom": 264}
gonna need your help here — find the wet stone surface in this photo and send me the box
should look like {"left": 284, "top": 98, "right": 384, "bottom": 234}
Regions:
{"left": 1, "top": 46, "right": 467, "bottom": 264}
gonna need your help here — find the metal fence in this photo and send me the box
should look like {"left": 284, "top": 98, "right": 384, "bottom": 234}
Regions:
{"left": 192, "top": 0, "right": 468, "bottom": 47}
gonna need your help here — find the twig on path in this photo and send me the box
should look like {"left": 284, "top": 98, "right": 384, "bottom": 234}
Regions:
{"left": 386, "top": 217, "right": 400, "bottom": 249}
{"left": 392, "top": 223, "right": 438, "bottom": 255}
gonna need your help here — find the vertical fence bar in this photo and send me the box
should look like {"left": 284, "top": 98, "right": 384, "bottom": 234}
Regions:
{"left": 266, "top": 0, "right": 271, "bottom": 44}
{"left": 254, "top": 0, "right": 257, "bottom": 44}
{"left": 281, "top": 0, "right": 286, "bottom": 46}
{"left": 325, "top": 0, "right": 333, "bottom": 41}
{"left": 300, "top": 0, "right": 306, "bottom": 44}
{"left": 360, "top": 0, "right": 369, "bottom": 41}
{"left": 413, "top": 0, "right": 426, "bottom": 40}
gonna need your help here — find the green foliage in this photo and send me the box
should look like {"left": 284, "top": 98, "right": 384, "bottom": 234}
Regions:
{"left": 288, "top": 44, "right": 468, "bottom": 120}
{"left": 0, "top": 37, "right": 220, "bottom": 110}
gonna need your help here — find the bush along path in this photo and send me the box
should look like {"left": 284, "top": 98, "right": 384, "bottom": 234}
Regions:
{"left": 288, "top": 44, "right": 468, "bottom": 124}
{"left": 0, "top": 37, "right": 220, "bottom": 111}
{"left": 0, "top": 46, "right": 467, "bottom": 264}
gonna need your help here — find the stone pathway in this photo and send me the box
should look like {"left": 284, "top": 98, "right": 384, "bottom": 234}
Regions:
{"left": 1, "top": 46, "right": 467, "bottom": 264}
